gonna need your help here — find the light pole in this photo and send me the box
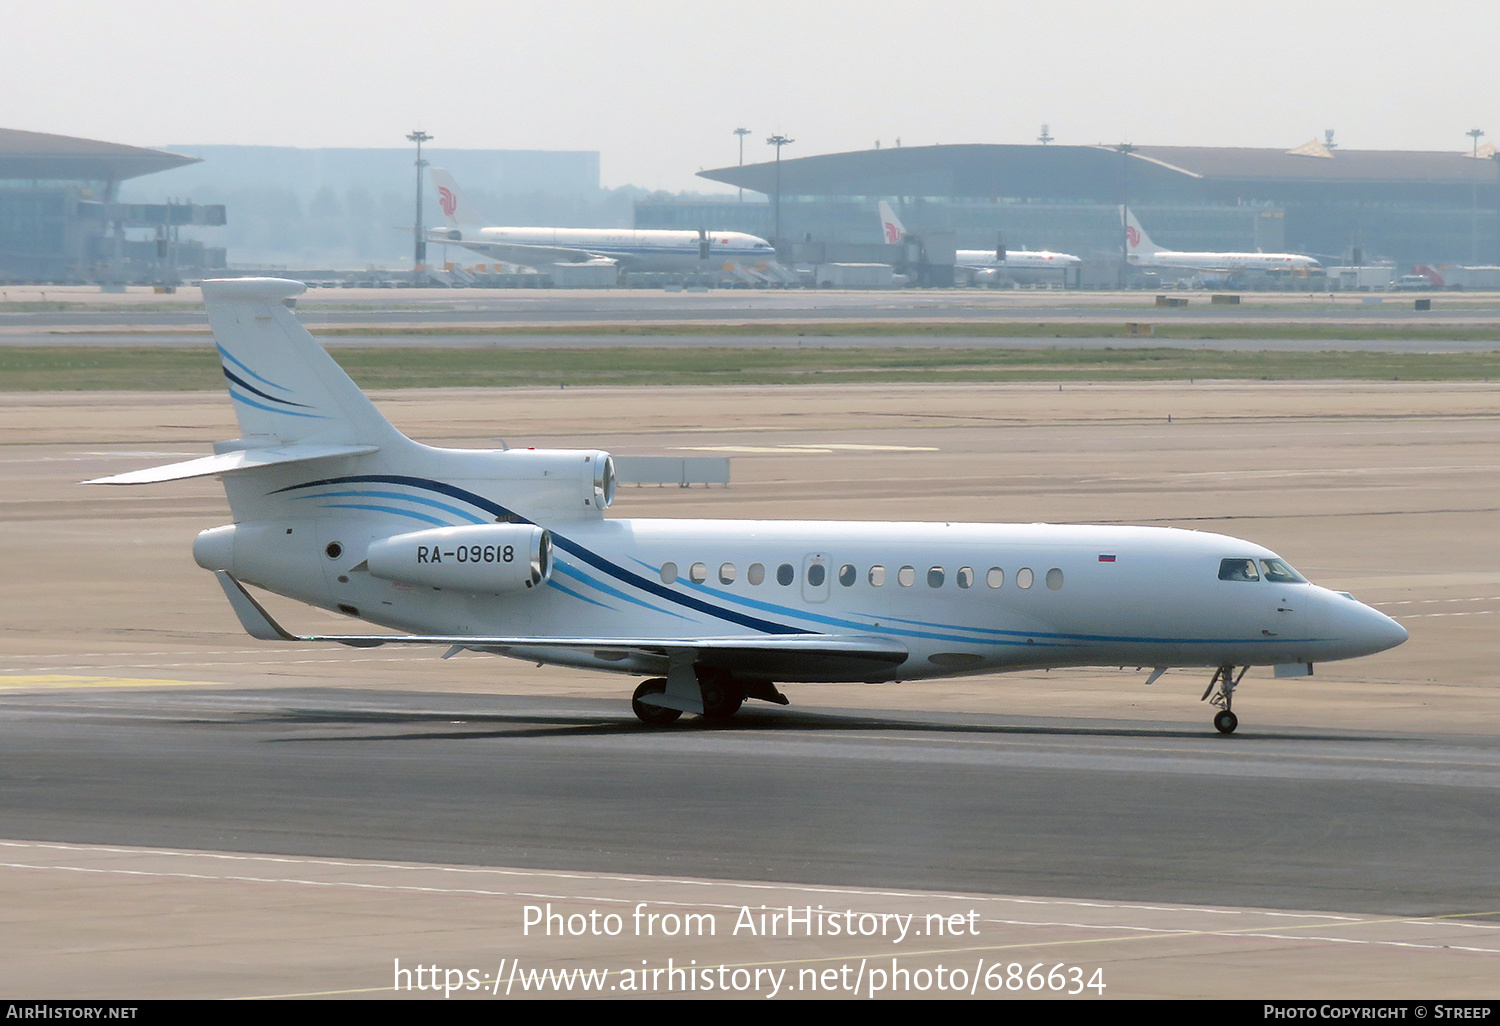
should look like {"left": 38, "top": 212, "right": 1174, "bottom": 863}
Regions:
{"left": 734, "top": 127, "right": 751, "bottom": 203}
{"left": 1116, "top": 142, "right": 1136, "bottom": 288}
{"left": 408, "top": 129, "right": 432, "bottom": 275}
{"left": 1490, "top": 150, "right": 1500, "bottom": 266}
{"left": 766, "top": 134, "right": 793, "bottom": 245}
{"left": 1468, "top": 128, "right": 1485, "bottom": 264}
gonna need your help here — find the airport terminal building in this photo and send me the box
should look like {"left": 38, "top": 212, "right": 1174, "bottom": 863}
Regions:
{"left": 679, "top": 141, "right": 1500, "bottom": 281}
{"left": 0, "top": 128, "right": 226, "bottom": 283}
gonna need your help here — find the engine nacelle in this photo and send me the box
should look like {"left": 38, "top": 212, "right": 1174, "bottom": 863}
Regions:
{"left": 366, "top": 524, "right": 551, "bottom": 593}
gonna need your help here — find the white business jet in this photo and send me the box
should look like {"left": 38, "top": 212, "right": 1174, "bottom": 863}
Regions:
{"left": 88, "top": 278, "right": 1406, "bottom": 733}
{"left": 1123, "top": 207, "right": 1320, "bottom": 278}
{"left": 428, "top": 169, "right": 778, "bottom": 274}
{"left": 878, "top": 201, "right": 1082, "bottom": 285}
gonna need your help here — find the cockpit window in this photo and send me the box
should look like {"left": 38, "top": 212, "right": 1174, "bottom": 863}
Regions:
{"left": 1218, "top": 558, "right": 1260, "bottom": 582}
{"left": 1260, "top": 558, "right": 1307, "bottom": 584}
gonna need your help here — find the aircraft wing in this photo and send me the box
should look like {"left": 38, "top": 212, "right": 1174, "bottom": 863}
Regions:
{"left": 425, "top": 232, "right": 618, "bottom": 267}
{"left": 215, "top": 572, "right": 907, "bottom": 680}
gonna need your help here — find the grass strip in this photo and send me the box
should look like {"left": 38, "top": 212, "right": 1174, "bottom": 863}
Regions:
{"left": 4, "top": 345, "right": 1500, "bottom": 391}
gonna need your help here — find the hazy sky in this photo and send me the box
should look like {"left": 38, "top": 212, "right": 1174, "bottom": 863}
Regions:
{"left": 9, "top": 2, "right": 1499, "bottom": 193}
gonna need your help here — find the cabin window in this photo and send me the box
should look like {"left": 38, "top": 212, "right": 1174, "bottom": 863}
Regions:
{"left": 1218, "top": 558, "right": 1259, "bottom": 582}
{"left": 898, "top": 565, "right": 916, "bottom": 587}
{"left": 927, "top": 566, "right": 945, "bottom": 588}
{"left": 1016, "top": 567, "right": 1034, "bottom": 589}
{"left": 838, "top": 563, "right": 857, "bottom": 587}
{"left": 807, "top": 563, "right": 827, "bottom": 587}
{"left": 1046, "top": 567, "right": 1064, "bottom": 591}
{"left": 957, "top": 566, "right": 974, "bottom": 589}
{"left": 777, "top": 563, "right": 795, "bottom": 586}
{"left": 689, "top": 562, "right": 708, "bottom": 583}
{"left": 869, "top": 565, "right": 886, "bottom": 586}
{"left": 660, "top": 561, "right": 678, "bottom": 584}
{"left": 719, "top": 562, "right": 736, "bottom": 585}
{"left": 747, "top": 562, "right": 766, "bottom": 585}
{"left": 986, "top": 567, "right": 1004, "bottom": 589}
{"left": 1260, "top": 558, "right": 1306, "bottom": 584}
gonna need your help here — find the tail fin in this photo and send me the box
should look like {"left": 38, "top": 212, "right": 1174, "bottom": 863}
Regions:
{"left": 204, "top": 278, "right": 404, "bottom": 449}
{"left": 1121, "top": 207, "right": 1160, "bottom": 261}
{"left": 429, "top": 168, "right": 484, "bottom": 229}
{"left": 878, "top": 200, "right": 906, "bottom": 244}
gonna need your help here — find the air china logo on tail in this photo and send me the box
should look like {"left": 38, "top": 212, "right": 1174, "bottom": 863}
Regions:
{"left": 438, "top": 186, "right": 457, "bottom": 218}
{"left": 1125, "top": 225, "right": 1140, "bottom": 248}
{"left": 884, "top": 220, "right": 901, "bottom": 244}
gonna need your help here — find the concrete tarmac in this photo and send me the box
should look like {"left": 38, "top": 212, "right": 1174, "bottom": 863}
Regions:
{"left": 2, "top": 379, "right": 1498, "bottom": 999}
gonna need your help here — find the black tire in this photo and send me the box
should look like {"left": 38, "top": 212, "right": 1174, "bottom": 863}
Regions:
{"left": 632, "top": 678, "right": 680, "bottom": 726}
{"left": 1213, "top": 710, "right": 1239, "bottom": 735}
{"left": 698, "top": 676, "right": 744, "bottom": 720}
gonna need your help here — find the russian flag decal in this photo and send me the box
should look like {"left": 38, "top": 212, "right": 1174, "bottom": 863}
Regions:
{"left": 1098, "top": 554, "right": 1117, "bottom": 562}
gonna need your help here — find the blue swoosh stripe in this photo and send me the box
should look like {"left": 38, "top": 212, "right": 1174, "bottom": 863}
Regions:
{"left": 666, "top": 574, "right": 1059, "bottom": 649}
{"left": 553, "top": 559, "right": 695, "bottom": 622}
{"left": 289, "top": 489, "right": 487, "bottom": 525}
{"left": 228, "top": 387, "right": 328, "bottom": 420}
{"left": 217, "top": 344, "right": 290, "bottom": 391}
{"left": 222, "top": 367, "right": 314, "bottom": 409}
{"left": 319, "top": 502, "right": 451, "bottom": 527}
{"left": 272, "top": 475, "right": 806, "bottom": 636}
{"left": 546, "top": 579, "right": 616, "bottom": 611}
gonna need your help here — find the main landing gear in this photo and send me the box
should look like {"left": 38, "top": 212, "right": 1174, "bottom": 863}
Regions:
{"left": 631, "top": 679, "right": 681, "bottom": 726}
{"left": 1202, "top": 664, "right": 1245, "bottom": 734}
{"left": 630, "top": 670, "right": 785, "bottom": 726}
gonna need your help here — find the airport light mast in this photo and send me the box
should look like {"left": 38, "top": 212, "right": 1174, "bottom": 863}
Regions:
{"left": 767, "top": 133, "right": 793, "bottom": 246}
{"left": 734, "top": 127, "right": 751, "bottom": 202}
{"left": 408, "top": 130, "right": 432, "bottom": 276}
{"left": 1116, "top": 142, "right": 1137, "bottom": 288}
{"left": 1468, "top": 128, "right": 1485, "bottom": 264}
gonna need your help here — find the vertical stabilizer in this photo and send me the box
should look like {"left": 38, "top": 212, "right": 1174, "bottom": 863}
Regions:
{"left": 429, "top": 168, "right": 484, "bottom": 229}
{"left": 1121, "top": 207, "right": 1161, "bottom": 262}
{"left": 202, "top": 278, "right": 405, "bottom": 449}
{"left": 877, "top": 200, "right": 906, "bottom": 244}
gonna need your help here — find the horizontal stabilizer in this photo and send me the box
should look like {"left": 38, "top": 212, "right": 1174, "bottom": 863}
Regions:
{"left": 85, "top": 443, "right": 378, "bottom": 486}
{"left": 213, "top": 573, "right": 909, "bottom": 674}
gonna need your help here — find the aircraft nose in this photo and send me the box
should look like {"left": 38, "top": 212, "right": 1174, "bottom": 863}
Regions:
{"left": 1350, "top": 599, "right": 1408, "bottom": 654}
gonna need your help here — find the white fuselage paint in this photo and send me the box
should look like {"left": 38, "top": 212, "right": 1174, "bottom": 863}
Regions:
{"left": 449, "top": 227, "right": 778, "bottom": 273}
{"left": 218, "top": 466, "right": 1407, "bottom": 683}
{"left": 957, "top": 249, "right": 1083, "bottom": 285}
{"left": 1131, "top": 250, "right": 1321, "bottom": 273}
{"left": 103, "top": 278, "right": 1406, "bottom": 728}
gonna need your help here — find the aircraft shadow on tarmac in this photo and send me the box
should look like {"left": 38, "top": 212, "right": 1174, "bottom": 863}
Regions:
{"left": 229, "top": 700, "right": 1386, "bottom": 745}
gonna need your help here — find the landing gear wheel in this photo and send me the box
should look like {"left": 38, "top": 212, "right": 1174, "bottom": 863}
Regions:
{"left": 632, "top": 678, "right": 680, "bottom": 726}
{"left": 698, "top": 676, "right": 744, "bottom": 721}
{"left": 1202, "top": 664, "right": 1244, "bottom": 735}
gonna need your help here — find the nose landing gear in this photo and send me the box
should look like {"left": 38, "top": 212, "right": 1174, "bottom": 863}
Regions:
{"left": 1202, "top": 665, "right": 1245, "bottom": 734}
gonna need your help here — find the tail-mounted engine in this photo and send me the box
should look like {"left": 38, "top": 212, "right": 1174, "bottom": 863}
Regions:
{"left": 366, "top": 524, "right": 551, "bottom": 593}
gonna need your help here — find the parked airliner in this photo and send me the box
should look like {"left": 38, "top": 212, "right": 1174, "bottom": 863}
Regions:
{"left": 1124, "top": 207, "right": 1320, "bottom": 277}
{"left": 429, "top": 169, "right": 780, "bottom": 275}
{"left": 878, "top": 201, "right": 1082, "bottom": 285}
{"left": 88, "top": 278, "right": 1406, "bottom": 733}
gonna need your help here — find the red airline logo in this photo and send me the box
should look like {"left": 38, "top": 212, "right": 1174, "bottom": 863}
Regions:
{"left": 438, "top": 186, "right": 457, "bottom": 218}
